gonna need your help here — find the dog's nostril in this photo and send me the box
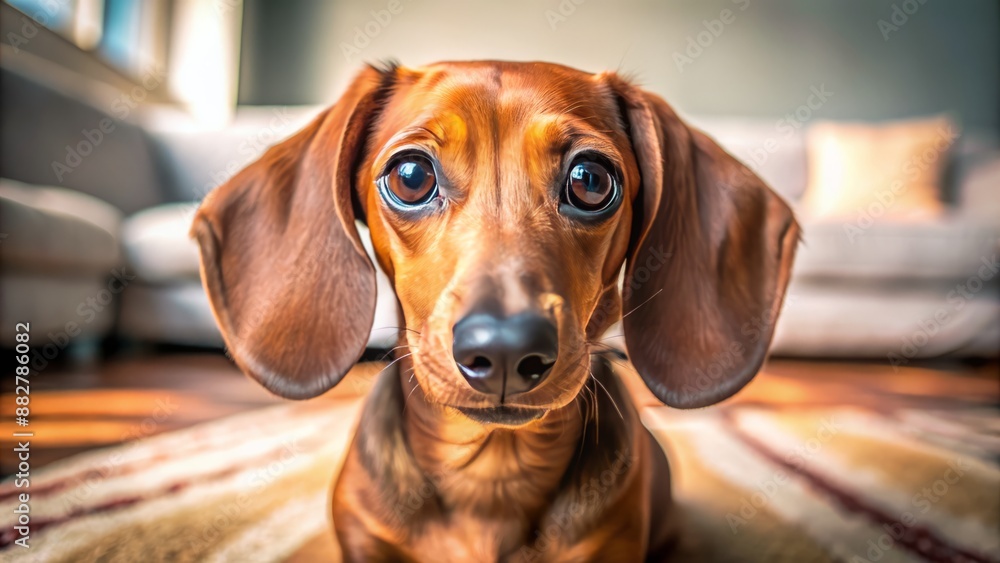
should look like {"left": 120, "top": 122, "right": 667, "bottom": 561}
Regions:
{"left": 516, "top": 354, "right": 554, "bottom": 380}
{"left": 453, "top": 311, "right": 557, "bottom": 396}
{"left": 467, "top": 356, "right": 492, "bottom": 374}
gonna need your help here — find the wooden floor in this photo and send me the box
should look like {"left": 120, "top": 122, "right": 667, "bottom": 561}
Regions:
{"left": 0, "top": 352, "right": 278, "bottom": 474}
{"left": 1, "top": 351, "right": 996, "bottom": 476}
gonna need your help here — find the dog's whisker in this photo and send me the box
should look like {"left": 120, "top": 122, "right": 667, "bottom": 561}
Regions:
{"left": 574, "top": 395, "right": 585, "bottom": 427}
{"left": 374, "top": 326, "right": 423, "bottom": 336}
{"left": 598, "top": 355, "right": 633, "bottom": 374}
{"left": 577, "top": 383, "right": 592, "bottom": 445}
{"left": 402, "top": 380, "right": 422, "bottom": 412}
{"left": 586, "top": 339, "right": 624, "bottom": 350}
{"left": 620, "top": 288, "right": 664, "bottom": 320}
{"left": 591, "top": 370, "right": 625, "bottom": 422}
{"left": 386, "top": 343, "right": 418, "bottom": 353}
{"left": 589, "top": 352, "right": 630, "bottom": 368}
{"left": 377, "top": 344, "right": 419, "bottom": 362}
{"left": 373, "top": 352, "right": 414, "bottom": 381}
{"left": 593, "top": 379, "right": 600, "bottom": 444}
{"left": 586, "top": 341, "right": 628, "bottom": 359}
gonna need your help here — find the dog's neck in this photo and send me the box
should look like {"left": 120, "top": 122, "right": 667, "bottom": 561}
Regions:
{"left": 398, "top": 360, "right": 584, "bottom": 516}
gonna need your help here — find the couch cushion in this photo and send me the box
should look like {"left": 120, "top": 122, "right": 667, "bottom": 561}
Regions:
{"left": 0, "top": 66, "right": 165, "bottom": 215}
{"left": 148, "top": 106, "right": 322, "bottom": 201}
{"left": 0, "top": 178, "right": 121, "bottom": 273}
{"left": 800, "top": 116, "right": 955, "bottom": 220}
{"left": 956, "top": 154, "right": 1000, "bottom": 221}
{"left": 688, "top": 117, "right": 808, "bottom": 203}
{"left": 794, "top": 217, "right": 1000, "bottom": 281}
{"left": 118, "top": 283, "right": 225, "bottom": 347}
{"left": 600, "top": 278, "right": 999, "bottom": 359}
{"left": 120, "top": 202, "right": 400, "bottom": 349}
{"left": 1, "top": 273, "right": 117, "bottom": 343}
{"left": 771, "top": 281, "right": 1000, "bottom": 358}
{"left": 122, "top": 203, "right": 202, "bottom": 283}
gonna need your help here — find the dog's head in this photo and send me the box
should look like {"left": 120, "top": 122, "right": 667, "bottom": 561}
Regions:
{"left": 192, "top": 61, "right": 798, "bottom": 424}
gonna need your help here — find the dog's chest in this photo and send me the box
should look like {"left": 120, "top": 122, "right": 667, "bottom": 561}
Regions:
{"left": 405, "top": 502, "right": 645, "bottom": 563}
{"left": 407, "top": 515, "right": 530, "bottom": 563}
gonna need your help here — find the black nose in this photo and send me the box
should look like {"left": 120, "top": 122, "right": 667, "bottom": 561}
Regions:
{"left": 452, "top": 311, "right": 558, "bottom": 399}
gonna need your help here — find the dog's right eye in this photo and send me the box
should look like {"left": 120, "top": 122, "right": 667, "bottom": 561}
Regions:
{"left": 560, "top": 156, "right": 621, "bottom": 219}
{"left": 380, "top": 155, "right": 438, "bottom": 206}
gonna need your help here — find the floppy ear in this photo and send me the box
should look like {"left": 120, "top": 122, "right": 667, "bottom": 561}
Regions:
{"left": 191, "top": 66, "right": 392, "bottom": 399}
{"left": 613, "top": 80, "right": 800, "bottom": 409}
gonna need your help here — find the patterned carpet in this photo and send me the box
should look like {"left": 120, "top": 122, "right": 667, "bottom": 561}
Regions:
{"left": 1, "top": 362, "right": 997, "bottom": 562}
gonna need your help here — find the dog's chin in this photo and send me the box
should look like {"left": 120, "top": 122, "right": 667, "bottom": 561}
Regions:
{"left": 454, "top": 405, "right": 546, "bottom": 427}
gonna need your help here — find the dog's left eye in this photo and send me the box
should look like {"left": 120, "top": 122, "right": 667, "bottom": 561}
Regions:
{"left": 562, "top": 159, "right": 618, "bottom": 213}
{"left": 380, "top": 155, "right": 438, "bottom": 207}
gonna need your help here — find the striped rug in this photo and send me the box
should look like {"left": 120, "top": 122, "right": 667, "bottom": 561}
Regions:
{"left": 1, "top": 367, "right": 997, "bottom": 562}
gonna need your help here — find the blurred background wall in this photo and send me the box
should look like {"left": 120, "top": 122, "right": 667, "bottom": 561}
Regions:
{"left": 238, "top": 0, "right": 999, "bottom": 131}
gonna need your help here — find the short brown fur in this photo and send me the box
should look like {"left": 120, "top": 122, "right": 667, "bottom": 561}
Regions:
{"left": 193, "top": 61, "right": 799, "bottom": 562}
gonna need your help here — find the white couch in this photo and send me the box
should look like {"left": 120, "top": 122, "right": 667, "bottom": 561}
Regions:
{"left": 12, "top": 105, "right": 993, "bottom": 360}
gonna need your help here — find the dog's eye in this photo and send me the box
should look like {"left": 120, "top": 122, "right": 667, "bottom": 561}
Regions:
{"left": 563, "top": 159, "right": 616, "bottom": 212}
{"left": 382, "top": 155, "right": 437, "bottom": 206}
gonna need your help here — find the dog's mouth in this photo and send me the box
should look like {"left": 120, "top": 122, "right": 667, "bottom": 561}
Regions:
{"left": 454, "top": 405, "right": 545, "bottom": 426}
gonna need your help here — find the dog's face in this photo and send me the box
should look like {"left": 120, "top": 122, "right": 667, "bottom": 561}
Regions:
{"left": 360, "top": 63, "right": 638, "bottom": 421}
{"left": 192, "top": 61, "right": 798, "bottom": 421}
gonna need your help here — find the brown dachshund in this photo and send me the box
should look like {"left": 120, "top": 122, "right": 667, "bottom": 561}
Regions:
{"left": 192, "top": 61, "right": 798, "bottom": 562}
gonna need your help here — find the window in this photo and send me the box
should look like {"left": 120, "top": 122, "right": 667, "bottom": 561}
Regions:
{"left": 7, "top": 0, "right": 103, "bottom": 50}
{"left": 4, "top": 0, "right": 164, "bottom": 76}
